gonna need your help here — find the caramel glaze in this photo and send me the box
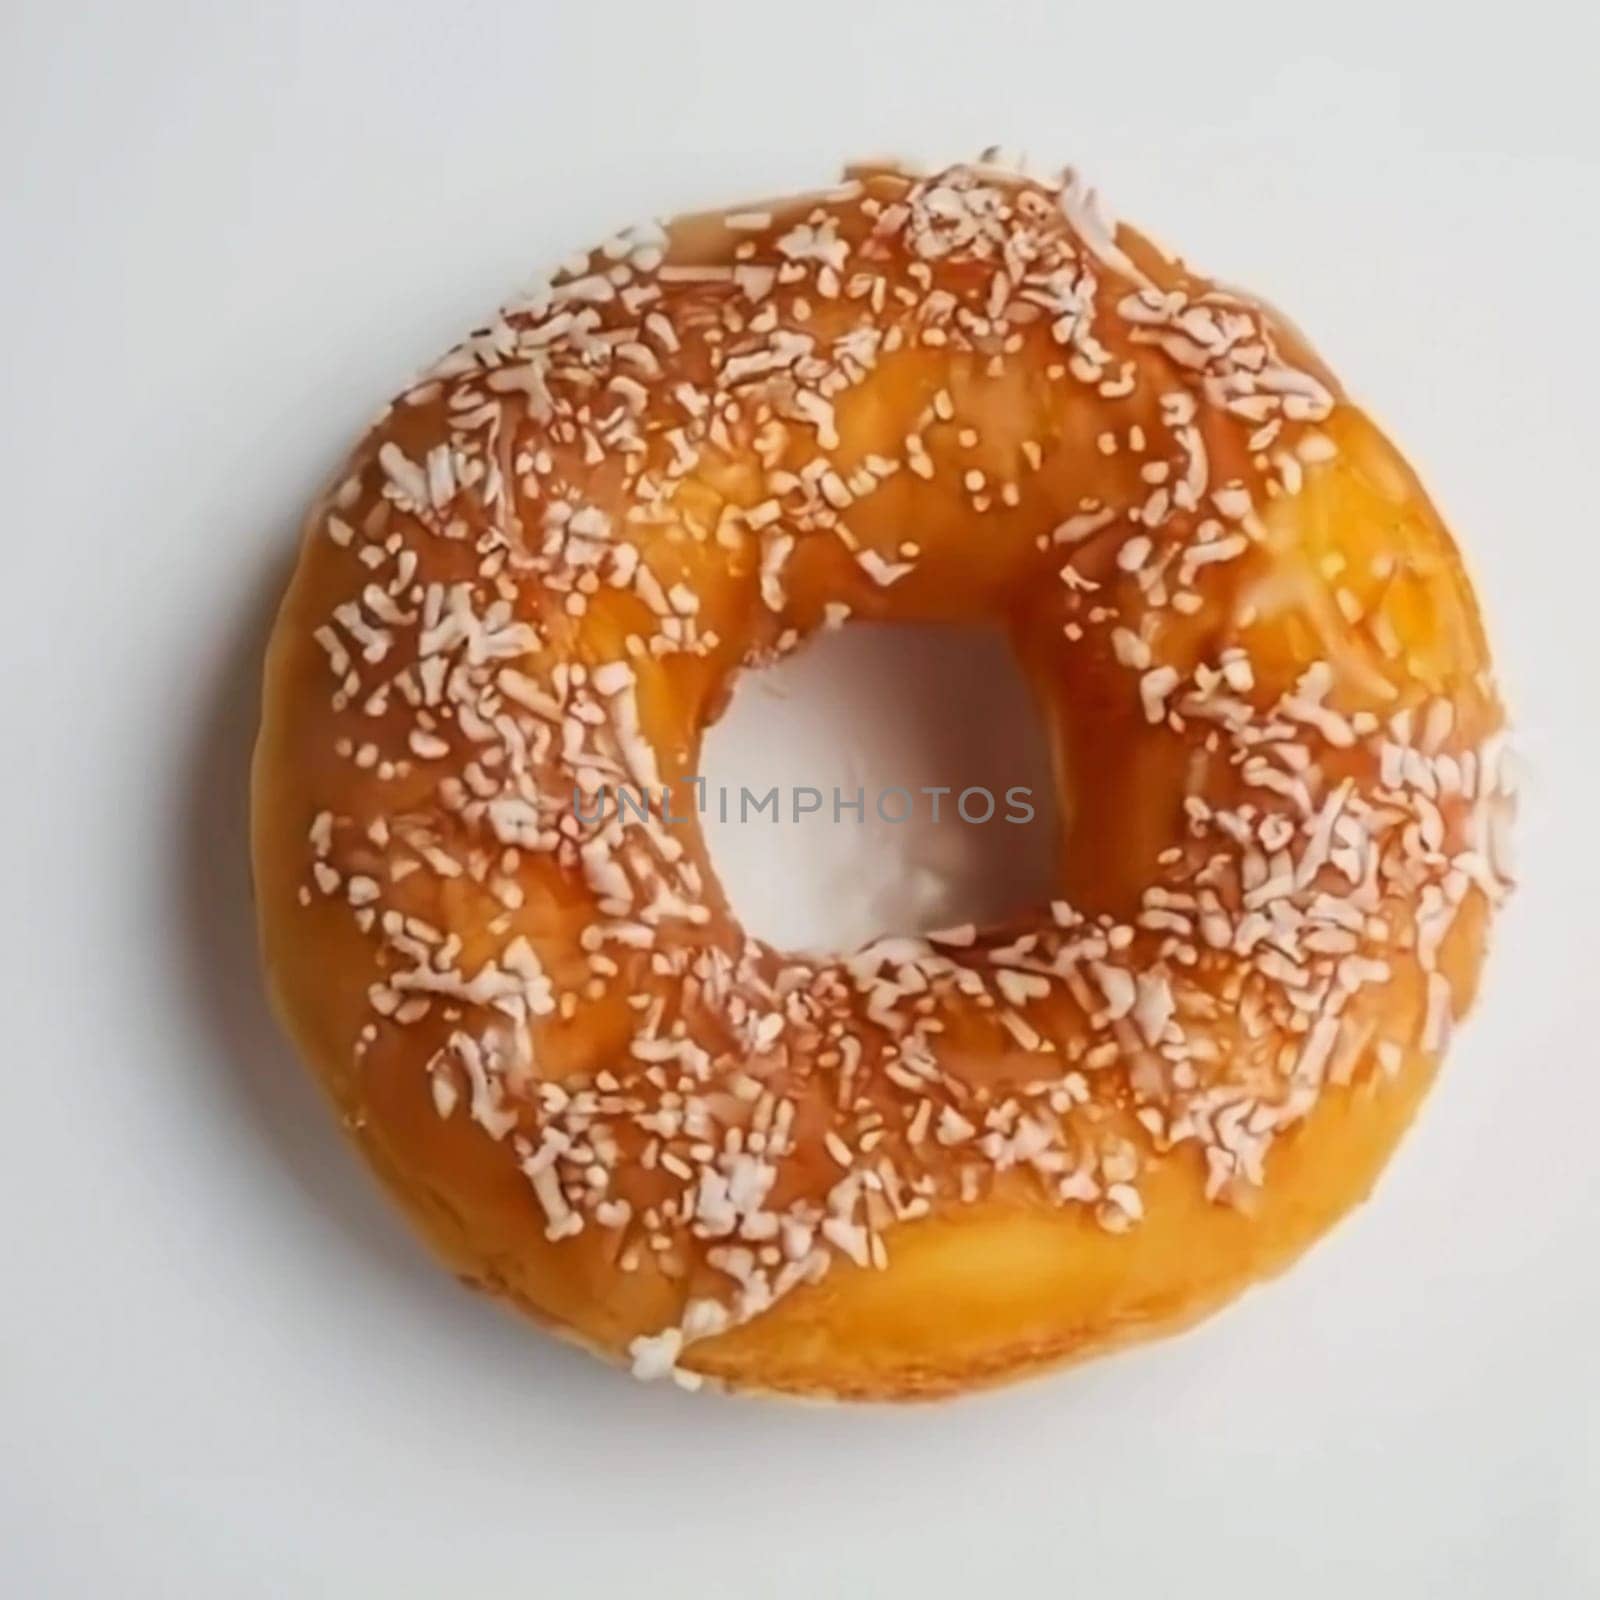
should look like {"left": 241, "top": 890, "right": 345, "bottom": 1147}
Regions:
{"left": 253, "top": 160, "right": 1511, "bottom": 1396}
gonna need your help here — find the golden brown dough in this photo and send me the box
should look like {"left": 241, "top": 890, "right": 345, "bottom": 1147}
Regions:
{"left": 253, "top": 158, "right": 1512, "bottom": 1398}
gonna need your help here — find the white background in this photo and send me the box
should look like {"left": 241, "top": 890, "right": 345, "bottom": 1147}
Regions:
{"left": 4, "top": 2, "right": 1597, "bottom": 1594}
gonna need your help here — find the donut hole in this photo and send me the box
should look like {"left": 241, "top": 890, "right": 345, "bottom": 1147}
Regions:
{"left": 699, "top": 622, "right": 1059, "bottom": 955}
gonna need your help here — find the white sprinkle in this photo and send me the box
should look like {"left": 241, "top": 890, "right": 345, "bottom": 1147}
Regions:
{"left": 628, "top": 1328, "right": 685, "bottom": 1382}
{"left": 1140, "top": 666, "right": 1180, "bottom": 723}
{"left": 857, "top": 549, "right": 914, "bottom": 587}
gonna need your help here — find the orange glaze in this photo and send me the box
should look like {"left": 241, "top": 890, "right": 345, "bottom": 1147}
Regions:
{"left": 253, "top": 159, "right": 1512, "bottom": 1397}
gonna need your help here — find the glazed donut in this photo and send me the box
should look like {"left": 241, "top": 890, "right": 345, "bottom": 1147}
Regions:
{"left": 253, "top": 157, "right": 1513, "bottom": 1398}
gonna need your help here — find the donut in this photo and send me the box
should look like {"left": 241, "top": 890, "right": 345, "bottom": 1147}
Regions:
{"left": 253, "top": 157, "right": 1514, "bottom": 1398}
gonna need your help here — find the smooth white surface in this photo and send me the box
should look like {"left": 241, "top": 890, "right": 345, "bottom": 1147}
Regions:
{"left": 3, "top": 1, "right": 1596, "bottom": 1594}
{"left": 702, "top": 623, "right": 1059, "bottom": 952}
